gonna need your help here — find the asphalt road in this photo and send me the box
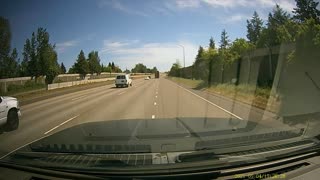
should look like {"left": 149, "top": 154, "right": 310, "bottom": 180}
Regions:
{"left": 0, "top": 76, "right": 283, "bottom": 158}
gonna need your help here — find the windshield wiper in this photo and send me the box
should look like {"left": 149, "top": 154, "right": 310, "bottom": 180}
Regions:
{"left": 177, "top": 140, "right": 319, "bottom": 163}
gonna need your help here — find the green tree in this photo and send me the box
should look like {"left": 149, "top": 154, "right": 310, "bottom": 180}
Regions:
{"left": 21, "top": 28, "right": 59, "bottom": 83}
{"left": 42, "top": 45, "right": 59, "bottom": 84}
{"left": 219, "top": 29, "right": 230, "bottom": 50}
{"left": 60, "top": 62, "right": 66, "bottom": 74}
{"left": 111, "top": 62, "right": 115, "bottom": 71}
{"left": 193, "top": 46, "right": 206, "bottom": 80}
{"left": 74, "top": 50, "right": 89, "bottom": 79}
{"left": 151, "top": 67, "right": 158, "bottom": 73}
{"left": 257, "top": 5, "right": 291, "bottom": 47}
{"left": 230, "top": 38, "right": 255, "bottom": 60}
{"left": 293, "top": 0, "right": 320, "bottom": 23}
{"left": 68, "top": 65, "right": 76, "bottom": 74}
{"left": 131, "top": 63, "right": 147, "bottom": 73}
{"left": 88, "top": 51, "right": 101, "bottom": 75}
{"left": 168, "top": 60, "right": 181, "bottom": 77}
{"left": 0, "top": 17, "right": 11, "bottom": 65}
{"left": 246, "top": 11, "right": 263, "bottom": 45}
{"left": 209, "top": 37, "right": 215, "bottom": 49}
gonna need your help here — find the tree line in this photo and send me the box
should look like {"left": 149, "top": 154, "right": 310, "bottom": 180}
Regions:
{"left": 168, "top": 0, "right": 320, "bottom": 87}
{"left": 68, "top": 50, "right": 122, "bottom": 79}
{"left": 0, "top": 16, "right": 124, "bottom": 83}
{"left": 131, "top": 63, "right": 158, "bottom": 74}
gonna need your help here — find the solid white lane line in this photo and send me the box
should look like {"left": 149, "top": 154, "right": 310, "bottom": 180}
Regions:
{"left": 154, "top": 102, "right": 157, "bottom": 106}
{"left": 175, "top": 83, "right": 243, "bottom": 120}
{"left": 152, "top": 115, "right": 155, "bottom": 119}
{"left": 44, "top": 115, "right": 79, "bottom": 135}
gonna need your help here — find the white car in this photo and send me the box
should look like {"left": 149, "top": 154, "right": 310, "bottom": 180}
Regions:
{"left": 144, "top": 76, "right": 150, "bottom": 80}
{"left": 0, "top": 96, "right": 21, "bottom": 131}
{"left": 115, "top": 74, "right": 132, "bottom": 88}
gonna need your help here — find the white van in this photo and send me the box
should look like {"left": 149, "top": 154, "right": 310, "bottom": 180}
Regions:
{"left": 115, "top": 74, "right": 132, "bottom": 88}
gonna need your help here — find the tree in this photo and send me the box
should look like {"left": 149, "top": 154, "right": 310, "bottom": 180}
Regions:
{"left": 293, "top": 0, "right": 320, "bottom": 23}
{"left": 219, "top": 29, "right": 230, "bottom": 50}
{"left": 168, "top": 60, "right": 181, "bottom": 77}
{"left": 111, "top": 62, "right": 115, "bottom": 71}
{"left": 74, "top": 50, "right": 89, "bottom": 79}
{"left": 131, "top": 63, "right": 147, "bottom": 73}
{"left": 88, "top": 51, "right": 101, "bottom": 74}
{"left": 21, "top": 28, "right": 59, "bottom": 83}
{"left": 257, "top": 4, "right": 291, "bottom": 47}
{"left": 230, "top": 38, "right": 255, "bottom": 61}
{"left": 151, "top": 67, "right": 158, "bottom": 73}
{"left": 209, "top": 37, "right": 215, "bottom": 49}
{"left": 43, "top": 45, "right": 60, "bottom": 84}
{"left": 246, "top": 11, "right": 264, "bottom": 45}
{"left": 193, "top": 46, "right": 205, "bottom": 80}
{"left": 60, "top": 62, "right": 66, "bottom": 74}
{"left": 0, "top": 17, "right": 11, "bottom": 63}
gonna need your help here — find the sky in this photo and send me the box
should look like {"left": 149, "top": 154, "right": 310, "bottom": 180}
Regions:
{"left": 0, "top": 0, "right": 304, "bottom": 72}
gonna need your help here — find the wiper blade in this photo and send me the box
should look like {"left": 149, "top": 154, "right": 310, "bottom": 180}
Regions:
{"left": 178, "top": 140, "right": 318, "bottom": 163}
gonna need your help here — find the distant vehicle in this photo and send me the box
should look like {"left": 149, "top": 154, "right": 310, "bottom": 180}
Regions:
{"left": 115, "top": 74, "right": 132, "bottom": 88}
{"left": 155, "top": 71, "right": 160, "bottom": 78}
{"left": 0, "top": 96, "right": 21, "bottom": 131}
{"left": 145, "top": 76, "right": 150, "bottom": 80}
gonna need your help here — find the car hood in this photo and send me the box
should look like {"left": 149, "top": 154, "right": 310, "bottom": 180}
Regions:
{"left": 2, "top": 96, "right": 17, "bottom": 101}
{"left": 2, "top": 117, "right": 306, "bottom": 156}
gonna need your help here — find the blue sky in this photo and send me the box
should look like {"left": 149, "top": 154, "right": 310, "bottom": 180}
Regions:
{"left": 1, "top": 0, "right": 300, "bottom": 71}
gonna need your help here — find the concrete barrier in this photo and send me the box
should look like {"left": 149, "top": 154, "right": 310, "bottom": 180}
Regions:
{"left": 47, "top": 78, "right": 115, "bottom": 90}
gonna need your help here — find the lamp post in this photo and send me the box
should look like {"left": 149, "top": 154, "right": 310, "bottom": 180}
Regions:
{"left": 177, "top": 44, "right": 185, "bottom": 68}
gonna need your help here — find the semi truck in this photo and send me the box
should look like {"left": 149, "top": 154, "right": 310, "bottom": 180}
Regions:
{"left": 155, "top": 71, "right": 160, "bottom": 78}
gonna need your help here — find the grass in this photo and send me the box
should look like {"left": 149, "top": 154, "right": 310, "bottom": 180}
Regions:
{"left": 168, "top": 76, "right": 278, "bottom": 112}
{"left": 2, "top": 80, "right": 46, "bottom": 96}
{"left": 169, "top": 77, "right": 202, "bottom": 88}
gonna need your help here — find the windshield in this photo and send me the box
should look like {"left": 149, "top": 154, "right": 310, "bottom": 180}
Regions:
{"left": 1, "top": 0, "right": 320, "bottom": 177}
{"left": 116, "top": 75, "right": 126, "bottom": 79}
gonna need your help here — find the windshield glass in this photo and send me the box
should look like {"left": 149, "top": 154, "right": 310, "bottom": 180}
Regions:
{"left": 0, "top": 0, "right": 320, "bottom": 176}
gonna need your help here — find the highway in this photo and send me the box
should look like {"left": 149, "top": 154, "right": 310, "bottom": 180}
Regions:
{"left": 0, "top": 76, "right": 280, "bottom": 158}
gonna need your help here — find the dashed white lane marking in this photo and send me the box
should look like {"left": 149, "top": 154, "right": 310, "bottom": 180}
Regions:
{"left": 155, "top": 95, "right": 158, "bottom": 98}
{"left": 154, "top": 102, "right": 157, "bottom": 105}
{"left": 72, "top": 95, "right": 86, "bottom": 101}
{"left": 152, "top": 115, "right": 155, "bottom": 119}
{"left": 118, "top": 91, "right": 126, "bottom": 95}
{"left": 175, "top": 83, "right": 243, "bottom": 120}
{"left": 44, "top": 115, "right": 79, "bottom": 135}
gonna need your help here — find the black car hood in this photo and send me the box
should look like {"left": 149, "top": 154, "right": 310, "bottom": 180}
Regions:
{"left": 5, "top": 117, "right": 306, "bottom": 155}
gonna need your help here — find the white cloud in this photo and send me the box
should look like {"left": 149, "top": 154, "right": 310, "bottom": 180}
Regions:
{"left": 56, "top": 40, "right": 79, "bottom": 53}
{"left": 175, "top": 0, "right": 201, "bottom": 8}
{"left": 98, "top": 0, "right": 149, "bottom": 17}
{"left": 223, "top": 14, "right": 251, "bottom": 23}
{"left": 99, "top": 40, "right": 199, "bottom": 71}
{"left": 202, "top": 0, "right": 295, "bottom": 12}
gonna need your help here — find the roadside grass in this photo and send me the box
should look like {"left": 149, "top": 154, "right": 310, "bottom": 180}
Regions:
{"left": 1, "top": 81, "right": 46, "bottom": 96}
{"left": 169, "top": 77, "right": 202, "bottom": 88}
{"left": 168, "top": 77, "right": 278, "bottom": 112}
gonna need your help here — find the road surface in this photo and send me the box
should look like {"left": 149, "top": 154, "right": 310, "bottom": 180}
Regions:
{"left": 0, "top": 76, "right": 280, "bottom": 158}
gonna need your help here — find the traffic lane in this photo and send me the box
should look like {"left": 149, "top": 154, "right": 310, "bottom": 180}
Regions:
{"left": 59, "top": 78, "right": 158, "bottom": 130}
{"left": 0, "top": 79, "right": 149, "bottom": 157}
{"left": 156, "top": 78, "right": 238, "bottom": 120}
{"left": 21, "top": 78, "right": 146, "bottom": 114}
{"left": 160, "top": 78, "right": 292, "bottom": 132}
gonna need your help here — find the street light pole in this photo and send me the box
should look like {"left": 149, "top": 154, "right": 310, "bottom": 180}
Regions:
{"left": 178, "top": 44, "right": 185, "bottom": 68}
